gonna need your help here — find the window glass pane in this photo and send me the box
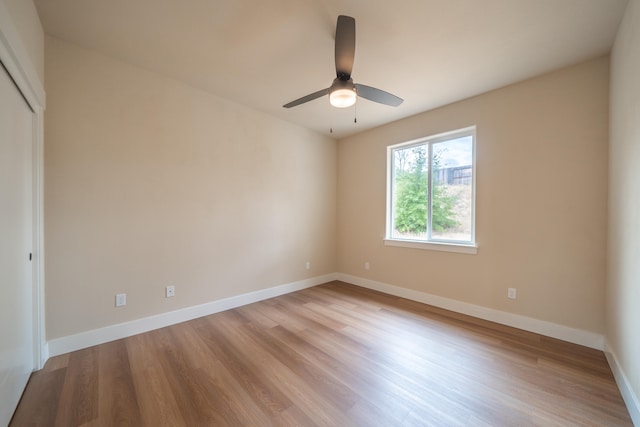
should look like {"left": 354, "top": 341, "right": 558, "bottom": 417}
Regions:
{"left": 431, "top": 136, "right": 473, "bottom": 242}
{"left": 392, "top": 144, "right": 428, "bottom": 240}
{"left": 387, "top": 127, "right": 475, "bottom": 249}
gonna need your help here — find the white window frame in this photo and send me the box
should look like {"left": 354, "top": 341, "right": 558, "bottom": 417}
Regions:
{"left": 384, "top": 126, "right": 477, "bottom": 254}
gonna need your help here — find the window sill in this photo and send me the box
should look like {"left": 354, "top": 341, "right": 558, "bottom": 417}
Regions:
{"left": 383, "top": 238, "right": 478, "bottom": 254}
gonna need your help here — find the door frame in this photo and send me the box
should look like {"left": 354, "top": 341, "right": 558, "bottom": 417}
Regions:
{"left": 0, "top": 2, "right": 47, "bottom": 369}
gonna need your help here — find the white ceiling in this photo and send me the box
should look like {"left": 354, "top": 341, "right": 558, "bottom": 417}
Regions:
{"left": 34, "top": 0, "right": 628, "bottom": 139}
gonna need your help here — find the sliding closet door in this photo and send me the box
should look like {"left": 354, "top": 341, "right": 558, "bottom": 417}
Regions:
{"left": 0, "top": 62, "right": 34, "bottom": 425}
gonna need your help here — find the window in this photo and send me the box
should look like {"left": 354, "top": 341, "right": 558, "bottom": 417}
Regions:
{"left": 385, "top": 127, "right": 476, "bottom": 253}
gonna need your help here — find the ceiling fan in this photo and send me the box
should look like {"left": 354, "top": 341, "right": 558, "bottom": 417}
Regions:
{"left": 283, "top": 15, "right": 403, "bottom": 109}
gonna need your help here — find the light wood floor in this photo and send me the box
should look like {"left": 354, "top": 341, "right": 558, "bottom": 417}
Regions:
{"left": 11, "top": 281, "right": 633, "bottom": 426}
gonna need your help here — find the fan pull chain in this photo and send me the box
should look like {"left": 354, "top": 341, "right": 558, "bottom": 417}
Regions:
{"left": 354, "top": 102, "right": 357, "bottom": 124}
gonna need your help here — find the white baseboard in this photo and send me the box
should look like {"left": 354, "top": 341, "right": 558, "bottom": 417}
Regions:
{"left": 39, "top": 340, "right": 49, "bottom": 369}
{"left": 335, "top": 273, "right": 605, "bottom": 350}
{"left": 47, "top": 273, "right": 338, "bottom": 358}
{"left": 47, "top": 272, "right": 605, "bottom": 357}
{"left": 605, "top": 342, "right": 640, "bottom": 426}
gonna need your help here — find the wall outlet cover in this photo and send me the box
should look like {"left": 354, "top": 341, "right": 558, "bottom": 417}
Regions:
{"left": 166, "top": 285, "right": 176, "bottom": 298}
{"left": 115, "top": 293, "right": 126, "bottom": 307}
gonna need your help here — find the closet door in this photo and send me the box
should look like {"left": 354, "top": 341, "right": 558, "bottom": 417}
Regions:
{"left": 0, "top": 62, "right": 34, "bottom": 426}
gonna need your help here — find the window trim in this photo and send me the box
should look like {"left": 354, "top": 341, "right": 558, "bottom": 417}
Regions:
{"left": 385, "top": 126, "right": 477, "bottom": 254}
{"left": 383, "top": 238, "right": 478, "bottom": 254}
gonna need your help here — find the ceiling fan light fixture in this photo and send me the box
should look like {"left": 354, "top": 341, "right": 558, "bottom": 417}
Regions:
{"left": 330, "top": 88, "right": 357, "bottom": 108}
{"left": 329, "top": 78, "right": 356, "bottom": 108}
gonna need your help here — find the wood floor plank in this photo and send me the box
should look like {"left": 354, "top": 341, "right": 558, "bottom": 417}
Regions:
{"left": 206, "top": 312, "right": 354, "bottom": 427}
{"left": 52, "top": 346, "right": 99, "bottom": 426}
{"left": 9, "top": 367, "right": 66, "bottom": 426}
{"left": 96, "top": 339, "right": 142, "bottom": 426}
{"left": 125, "top": 333, "right": 186, "bottom": 426}
{"left": 194, "top": 316, "right": 295, "bottom": 420}
{"left": 265, "top": 324, "right": 413, "bottom": 425}
{"left": 242, "top": 322, "right": 358, "bottom": 413}
{"left": 10, "top": 281, "right": 634, "bottom": 426}
{"left": 156, "top": 326, "right": 235, "bottom": 426}
{"left": 169, "top": 321, "right": 272, "bottom": 427}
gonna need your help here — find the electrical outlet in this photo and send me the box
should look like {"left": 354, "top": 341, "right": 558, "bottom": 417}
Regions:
{"left": 507, "top": 288, "right": 517, "bottom": 300}
{"left": 115, "top": 293, "right": 126, "bottom": 307}
{"left": 166, "top": 285, "right": 175, "bottom": 298}
{"left": 364, "top": 261, "right": 370, "bottom": 270}
{"left": 305, "top": 261, "right": 311, "bottom": 270}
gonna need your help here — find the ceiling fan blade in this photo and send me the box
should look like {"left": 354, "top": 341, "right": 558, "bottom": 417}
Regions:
{"left": 355, "top": 84, "right": 403, "bottom": 107}
{"left": 282, "top": 88, "right": 330, "bottom": 108}
{"left": 335, "top": 15, "right": 355, "bottom": 79}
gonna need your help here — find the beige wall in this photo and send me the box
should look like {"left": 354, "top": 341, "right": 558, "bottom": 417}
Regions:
{"left": 338, "top": 57, "right": 609, "bottom": 333}
{"left": 1, "top": 0, "right": 44, "bottom": 84}
{"left": 44, "top": 36, "right": 337, "bottom": 340}
{"left": 608, "top": 0, "right": 640, "bottom": 412}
